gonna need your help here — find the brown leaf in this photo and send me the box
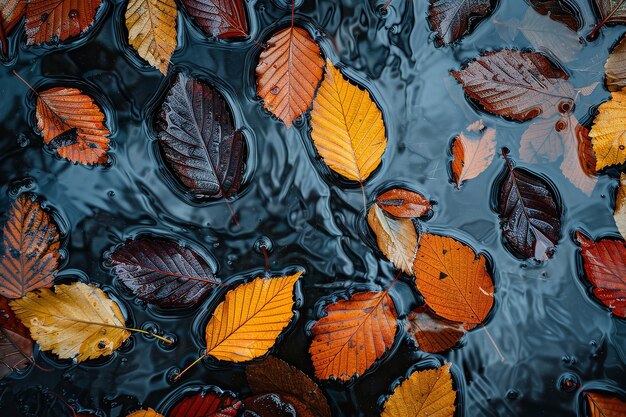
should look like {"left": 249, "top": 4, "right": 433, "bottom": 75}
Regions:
{"left": 375, "top": 189, "right": 432, "bottom": 218}
{"left": 606, "top": 33, "right": 626, "bottom": 92}
{"left": 25, "top": 0, "right": 103, "bottom": 45}
{"left": 450, "top": 120, "right": 496, "bottom": 187}
{"left": 405, "top": 306, "right": 471, "bottom": 353}
{"left": 243, "top": 393, "right": 301, "bottom": 417}
{"left": 428, "top": 0, "right": 493, "bottom": 47}
{"left": 593, "top": 0, "right": 626, "bottom": 26}
{"left": 560, "top": 119, "right": 597, "bottom": 196}
{"left": 615, "top": 173, "right": 626, "bottom": 240}
{"left": 0, "top": 296, "right": 33, "bottom": 380}
{"left": 180, "top": 0, "right": 248, "bottom": 38}
{"left": 0, "top": 0, "right": 25, "bottom": 54}
{"left": 368, "top": 204, "right": 418, "bottom": 275}
{"left": 586, "top": 391, "right": 626, "bottom": 417}
{"left": 526, "top": 0, "right": 582, "bottom": 31}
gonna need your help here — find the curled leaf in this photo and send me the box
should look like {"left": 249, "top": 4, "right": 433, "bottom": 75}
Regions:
{"left": 180, "top": 0, "right": 248, "bottom": 38}
{"left": 169, "top": 391, "right": 241, "bottom": 417}
{"left": 25, "top": 0, "right": 103, "bottom": 45}
{"left": 375, "top": 189, "right": 432, "bottom": 218}
{"left": 615, "top": 173, "right": 626, "bottom": 239}
{"left": 428, "top": 0, "right": 493, "bottom": 46}
{"left": 450, "top": 120, "right": 496, "bottom": 187}
{"left": 589, "top": 89, "right": 626, "bottom": 170}
{"left": 0, "top": 296, "right": 33, "bottom": 380}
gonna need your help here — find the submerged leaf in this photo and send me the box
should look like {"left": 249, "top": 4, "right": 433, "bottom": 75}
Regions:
{"left": 368, "top": 204, "right": 418, "bottom": 275}
{"left": 606, "top": 34, "right": 626, "bottom": 92}
{"left": 585, "top": 392, "right": 626, "bottom": 417}
{"left": 0, "top": 296, "right": 33, "bottom": 380}
{"left": 428, "top": 0, "right": 493, "bottom": 47}
{"left": 406, "top": 306, "right": 471, "bottom": 353}
{"left": 526, "top": 0, "right": 582, "bottom": 31}
{"left": 25, "top": 0, "right": 103, "bottom": 45}
{"left": 375, "top": 189, "right": 432, "bottom": 218}
{"left": 180, "top": 0, "right": 248, "bottom": 38}
{"left": 450, "top": 120, "right": 496, "bottom": 187}
{"left": 169, "top": 391, "right": 241, "bottom": 417}
{"left": 615, "top": 173, "right": 626, "bottom": 239}
{"left": 589, "top": 89, "right": 626, "bottom": 170}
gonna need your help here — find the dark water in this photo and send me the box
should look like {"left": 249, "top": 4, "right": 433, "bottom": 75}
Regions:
{"left": 1, "top": 0, "right": 625, "bottom": 416}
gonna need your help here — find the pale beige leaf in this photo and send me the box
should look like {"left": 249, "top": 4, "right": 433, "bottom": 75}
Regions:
{"left": 367, "top": 204, "right": 418, "bottom": 274}
{"left": 518, "top": 8, "right": 582, "bottom": 63}
{"left": 606, "top": 33, "right": 626, "bottom": 92}
{"left": 615, "top": 173, "right": 626, "bottom": 239}
{"left": 450, "top": 121, "right": 496, "bottom": 186}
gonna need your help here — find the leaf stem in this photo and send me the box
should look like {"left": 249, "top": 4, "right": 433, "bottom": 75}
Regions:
{"left": 126, "top": 327, "right": 173, "bottom": 344}
{"left": 173, "top": 351, "right": 208, "bottom": 381}
{"left": 359, "top": 182, "right": 368, "bottom": 215}
{"left": 260, "top": 244, "right": 271, "bottom": 275}
{"left": 480, "top": 323, "right": 505, "bottom": 362}
{"left": 384, "top": 271, "right": 403, "bottom": 293}
{"left": 382, "top": 0, "right": 394, "bottom": 12}
{"left": 587, "top": 0, "right": 626, "bottom": 41}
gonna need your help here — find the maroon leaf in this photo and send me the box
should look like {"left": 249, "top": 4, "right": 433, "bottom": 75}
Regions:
{"left": 157, "top": 73, "right": 246, "bottom": 199}
{"left": 375, "top": 189, "right": 432, "bottom": 218}
{"left": 108, "top": 236, "right": 220, "bottom": 308}
{"left": 497, "top": 153, "right": 561, "bottom": 260}
{"left": 451, "top": 49, "right": 576, "bottom": 121}
{"left": 169, "top": 390, "right": 241, "bottom": 417}
{"left": 428, "top": 0, "right": 493, "bottom": 46}
{"left": 242, "top": 394, "right": 301, "bottom": 417}
{"left": 180, "top": 0, "right": 248, "bottom": 38}
{"left": 575, "top": 232, "right": 626, "bottom": 318}
{"left": 526, "top": 0, "right": 582, "bottom": 31}
{"left": 0, "top": 296, "right": 33, "bottom": 380}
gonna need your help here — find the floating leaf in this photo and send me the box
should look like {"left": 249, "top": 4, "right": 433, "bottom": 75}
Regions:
{"left": 246, "top": 356, "right": 331, "bottom": 417}
{"left": 180, "top": 0, "right": 248, "bottom": 38}
{"left": 169, "top": 391, "right": 241, "bottom": 417}
{"left": 0, "top": 0, "right": 25, "bottom": 54}
{"left": 204, "top": 272, "right": 300, "bottom": 362}
{"left": 0, "top": 296, "right": 33, "bottom": 380}
{"left": 157, "top": 73, "right": 246, "bottom": 198}
{"left": 243, "top": 394, "right": 300, "bottom": 417}
{"left": 560, "top": 119, "right": 598, "bottom": 195}
{"left": 126, "top": 0, "right": 177, "bottom": 75}
{"left": 10, "top": 282, "right": 131, "bottom": 361}
{"left": 497, "top": 156, "right": 561, "bottom": 260}
{"left": 25, "top": 0, "right": 103, "bottom": 45}
{"left": 589, "top": 89, "right": 626, "bottom": 170}
{"left": 413, "top": 234, "right": 494, "bottom": 324}
{"left": 310, "top": 60, "right": 387, "bottom": 183}
{"left": 576, "top": 232, "right": 626, "bottom": 318}
{"left": 375, "top": 189, "right": 432, "bottom": 218}
{"left": 450, "top": 120, "right": 496, "bottom": 187}
{"left": 127, "top": 409, "right": 164, "bottom": 417}
{"left": 256, "top": 26, "right": 324, "bottom": 127}
{"left": 606, "top": 34, "right": 626, "bottom": 92}
{"left": 451, "top": 49, "right": 575, "bottom": 121}
{"left": 586, "top": 392, "right": 626, "bottom": 417}
{"left": 309, "top": 290, "right": 397, "bottom": 381}
{"left": 367, "top": 204, "right": 418, "bottom": 275}
{"left": 381, "top": 364, "right": 456, "bottom": 417}
{"left": 406, "top": 306, "right": 472, "bottom": 353}
{"left": 526, "top": 0, "right": 582, "bottom": 31}
{"left": 427, "top": 0, "right": 493, "bottom": 47}
{"left": 36, "top": 87, "right": 111, "bottom": 165}
{"left": 593, "top": 0, "right": 626, "bottom": 27}
{"left": 108, "top": 236, "right": 220, "bottom": 308}
{"left": 615, "top": 173, "right": 626, "bottom": 239}
{"left": 0, "top": 194, "right": 60, "bottom": 299}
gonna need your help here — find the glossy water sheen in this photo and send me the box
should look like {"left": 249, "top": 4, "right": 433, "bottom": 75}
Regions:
{"left": 1, "top": 0, "right": 625, "bottom": 416}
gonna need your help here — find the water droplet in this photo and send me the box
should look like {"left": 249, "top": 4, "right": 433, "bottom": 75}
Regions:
{"left": 506, "top": 389, "right": 520, "bottom": 400}
{"left": 17, "top": 134, "right": 29, "bottom": 147}
{"left": 254, "top": 236, "right": 274, "bottom": 254}
{"left": 107, "top": 190, "right": 115, "bottom": 198}
{"left": 166, "top": 368, "right": 181, "bottom": 384}
{"left": 270, "top": 86, "right": 280, "bottom": 95}
{"left": 390, "top": 24, "right": 399, "bottom": 34}
{"left": 557, "top": 373, "right": 579, "bottom": 392}
{"left": 68, "top": 9, "right": 78, "bottom": 19}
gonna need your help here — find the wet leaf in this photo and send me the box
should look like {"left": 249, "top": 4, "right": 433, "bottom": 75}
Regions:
{"left": 586, "top": 392, "right": 626, "bottom": 417}
{"left": 127, "top": 409, "right": 164, "bottom": 417}
{"left": 0, "top": 0, "right": 25, "bottom": 54}
{"left": 381, "top": 364, "right": 456, "bottom": 417}
{"left": 309, "top": 290, "right": 397, "bottom": 381}
{"left": 560, "top": 119, "right": 598, "bottom": 195}
{"left": 375, "top": 189, "right": 432, "bottom": 218}
{"left": 169, "top": 391, "right": 241, "bottom": 417}
{"left": 575, "top": 232, "right": 626, "bottom": 318}
{"left": 497, "top": 156, "right": 561, "bottom": 260}
{"left": 157, "top": 73, "right": 245, "bottom": 198}
{"left": 367, "top": 204, "right": 418, "bottom": 275}
{"left": 427, "top": 0, "right": 493, "bottom": 47}
{"left": 242, "top": 393, "right": 298, "bottom": 417}
{"left": 310, "top": 60, "right": 387, "bottom": 183}
{"left": 0, "top": 296, "right": 33, "bottom": 380}
{"left": 204, "top": 272, "right": 301, "bottom": 362}
{"left": 413, "top": 234, "right": 494, "bottom": 324}
{"left": 36, "top": 87, "right": 111, "bottom": 165}
{"left": 256, "top": 26, "right": 324, "bottom": 127}
{"left": 451, "top": 49, "right": 575, "bottom": 121}
{"left": 0, "top": 194, "right": 61, "bottom": 299}
{"left": 593, "top": 0, "right": 626, "bottom": 26}
{"left": 606, "top": 34, "right": 626, "bottom": 92}
{"left": 615, "top": 173, "right": 626, "bottom": 239}
{"left": 25, "top": 0, "right": 103, "bottom": 45}
{"left": 246, "top": 356, "right": 331, "bottom": 417}
{"left": 405, "top": 306, "right": 472, "bottom": 353}
{"left": 180, "top": 0, "right": 248, "bottom": 38}
{"left": 526, "top": 0, "right": 582, "bottom": 31}
{"left": 589, "top": 89, "right": 626, "bottom": 170}
{"left": 9, "top": 282, "right": 131, "bottom": 361}
{"left": 126, "top": 0, "right": 177, "bottom": 75}
{"left": 108, "top": 236, "right": 220, "bottom": 308}
{"left": 450, "top": 120, "right": 496, "bottom": 187}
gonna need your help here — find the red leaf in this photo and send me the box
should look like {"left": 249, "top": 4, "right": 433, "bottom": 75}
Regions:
{"left": 375, "top": 189, "right": 432, "bottom": 218}
{"left": 0, "top": 295, "right": 34, "bottom": 380}
{"left": 180, "top": 0, "right": 248, "bottom": 38}
{"left": 526, "top": 0, "right": 582, "bottom": 31}
{"left": 428, "top": 0, "right": 493, "bottom": 46}
{"left": 169, "top": 391, "right": 241, "bottom": 417}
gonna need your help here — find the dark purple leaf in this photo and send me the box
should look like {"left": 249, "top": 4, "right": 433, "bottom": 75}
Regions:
{"left": 0, "top": 296, "right": 33, "bottom": 379}
{"left": 157, "top": 73, "right": 246, "bottom": 199}
{"left": 526, "top": 0, "right": 582, "bottom": 31}
{"left": 108, "top": 236, "right": 220, "bottom": 308}
{"left": 180, "top": 0, "right": 248, "bottom": 38}
{"left": 428, "top": 0, "right": 494, "bottom": 47}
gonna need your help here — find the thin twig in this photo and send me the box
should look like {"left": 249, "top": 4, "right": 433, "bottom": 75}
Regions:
{"left": 588, "top": 0, "right": 626, "bottom": 40}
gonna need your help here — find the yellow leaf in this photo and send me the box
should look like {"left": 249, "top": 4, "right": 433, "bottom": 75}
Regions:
{"left": 367, "top": 204, "right": 418, "bottom": 274}
{"left": 310, "top": 60, "right": 387, "bottom": 182}
{"left": 381, "top": 363, "right": 456, "bottom": 417}
{"left": 9, "top": 282, "right": 130, "bottom": 361}
{"left": 615, "top": 173, "right": 626, "bottom": 239}
{"left": 127, "top": 409, "right": 163, "bottom": 417}
{"left": 205, "top": 272, "right": 301, "bottom": 362}
{"left": 126, "top": 0, "right": 177, "bottom": 75}
{"left": 589, "top": 89, "right": 626, "bottom": 170}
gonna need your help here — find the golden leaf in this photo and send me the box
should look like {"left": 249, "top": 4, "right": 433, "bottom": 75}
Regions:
{"left": 381, "top": 363, "right": 456, "bottom": 417}
{"left": 9, "top": 282, "right": 131, "bottom": 361}
{"left": 589, "top": 89, "right": 626, "bottom": 170}
{"left": 204, "top": 272, "right": 301, "bottom": 362}
{"left": 367, "top": 204, "right": 418, "bottom": 274}
{"left": 127, "top": 409, "right": 164, "bottom": 417}
{"left": 310, "top": 60, "right": 387, "bottom": 183}
{"left": 126, "top": 0, "right": 177, "bottom": 75}
{"left": 615, "top": 173, "right": 626, "bottom": 239}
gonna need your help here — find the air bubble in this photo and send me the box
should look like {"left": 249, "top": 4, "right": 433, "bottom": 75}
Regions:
{"left": 270, "top": 86, "right": 280, "bottom": 95}
{"left": 68, "top": 9, "right": 78, "bottom": 19}
{"left": 17, "top": 134, "right": 29, "bottom": 147}
{"left": 254, "top": 236, "right": 274, "bottom": 254}
{"left": 557, "top": 373, "right": 579, "bottom": 392}
{"left": 506, "top": 389, "right": 520, "bottom": 400}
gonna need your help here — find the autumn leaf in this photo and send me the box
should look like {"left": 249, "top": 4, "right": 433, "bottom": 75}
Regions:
{"left": 256, "top": 26, "right": 324, "bottom": 127}
{"left": 586, "top": 392, "right": 626, "bottom": 417}
{"left": 427, "top": 0, "right": 493, "bottom": 47}
{"left": 615, "top": 173, "right": 626, "bottom": 239}
{"left": 36, "top": 87, "right": 111, "bottom": 165}
{"left": 575, "top": 232, "right": 626, "bottom": 318}
{"left": 0, "top": 0, "right": 25, "bottom": 54}
{"left": 589, "top": 89, "right": 626, "bottom": 170}
{"left": 243, "top": 394, "right": 303, "bottom": 417}
{"left": 381, "top": 364, "right": 456, "bottom": 417}
{"left": 405, "top": 306, "right": 473, "bottom": 354}
{"left": 0, "top": 296, "right": 33, "bottom": 380}
{"left": 246, "top": 356, "right": 332, "bottom": 417}
{"left": 413, "top": 234, "right": 494, "bottom": 324}
{"left": 309, "top": 290, "right": 397, "bottom": 381}
{"left": 375, "top": 188, "right": 432, "bottom": 218}
{"left": 180, "top": 0, "right": 248, "bottom": 38}
{"left": 157, "top": 73, "right": 246, "bottom": 198}
{"left": 9, "top": 282, "right": 131, "bottom": 361}
{"left": 25, "top": 0, "right": 103, "bottom": 45}
{"left": 127, "top": 409, "right": 164, "bottom": 417}
{"left": 450, "top": 120, "right": 496, "bottom": 187}
{"left": 310, "top": 60, "right": 387, "bottom": 183}
{"left": 368, "top": 204, "right": 418, "bottom": 275}
{"left": 0, "top": 194, "right": 61, "bottom": 299}
{"left": 526, "top": 0, "right": 582, "bottom": 31}
{"left": 593, "top": 0, "right": 626, "bottom": 27}
{"left": 126, "top": 0, "right": 177, "bottom": 75}
{"left": 451, "top": 49, "right": 575, "bottom": 121}
{"left": 606, "top": 34, "right": 626, "bottom": 92}
{"left": 204, "top": 272, "right": 301, "bottom": 362}
{"left": 497, "top": 155, "right": 561, "bottom": 260}
{"left": 169, "top": 391, "right": 241, "bottom": 417}
{"left": 108, "top": 236, "right": 220, "bottom": 308}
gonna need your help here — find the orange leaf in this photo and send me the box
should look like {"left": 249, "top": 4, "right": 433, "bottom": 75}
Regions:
{"left": 586, "top": 392, "right": 626, "bottom": 417}
{"left": 36, "top": 87, "right": 111, "bottom": 165}
{"left": 0, "top": 194, "right": 60, "bottom": 299}
{"left": 0, "top": 0, "right": 25, "bottom": 53}
{"left": 256, "top": 26, "right": 324, "bottom": 127}
{"left": 309, "top": 290, "right": 397, "bottom": 381}
{"left": 450, "top": 120, "right": 496, "bottom": 187}
{"left": 375, "top": 188, "right": 432, "bottom": 218}
{"left": 413, "top": 233, "right": 494, "bottom": 324}
{"left": 25, "top": 0, "right": 103, "bottom": 46}
{"left": 406, "top": 306, "right": 474, "bottom": 353}
{"left": 127, "top": 409, "right": 164, "bottom": 417}
{"left": 615, "top": 173, "right": 626, "bottom": 239}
